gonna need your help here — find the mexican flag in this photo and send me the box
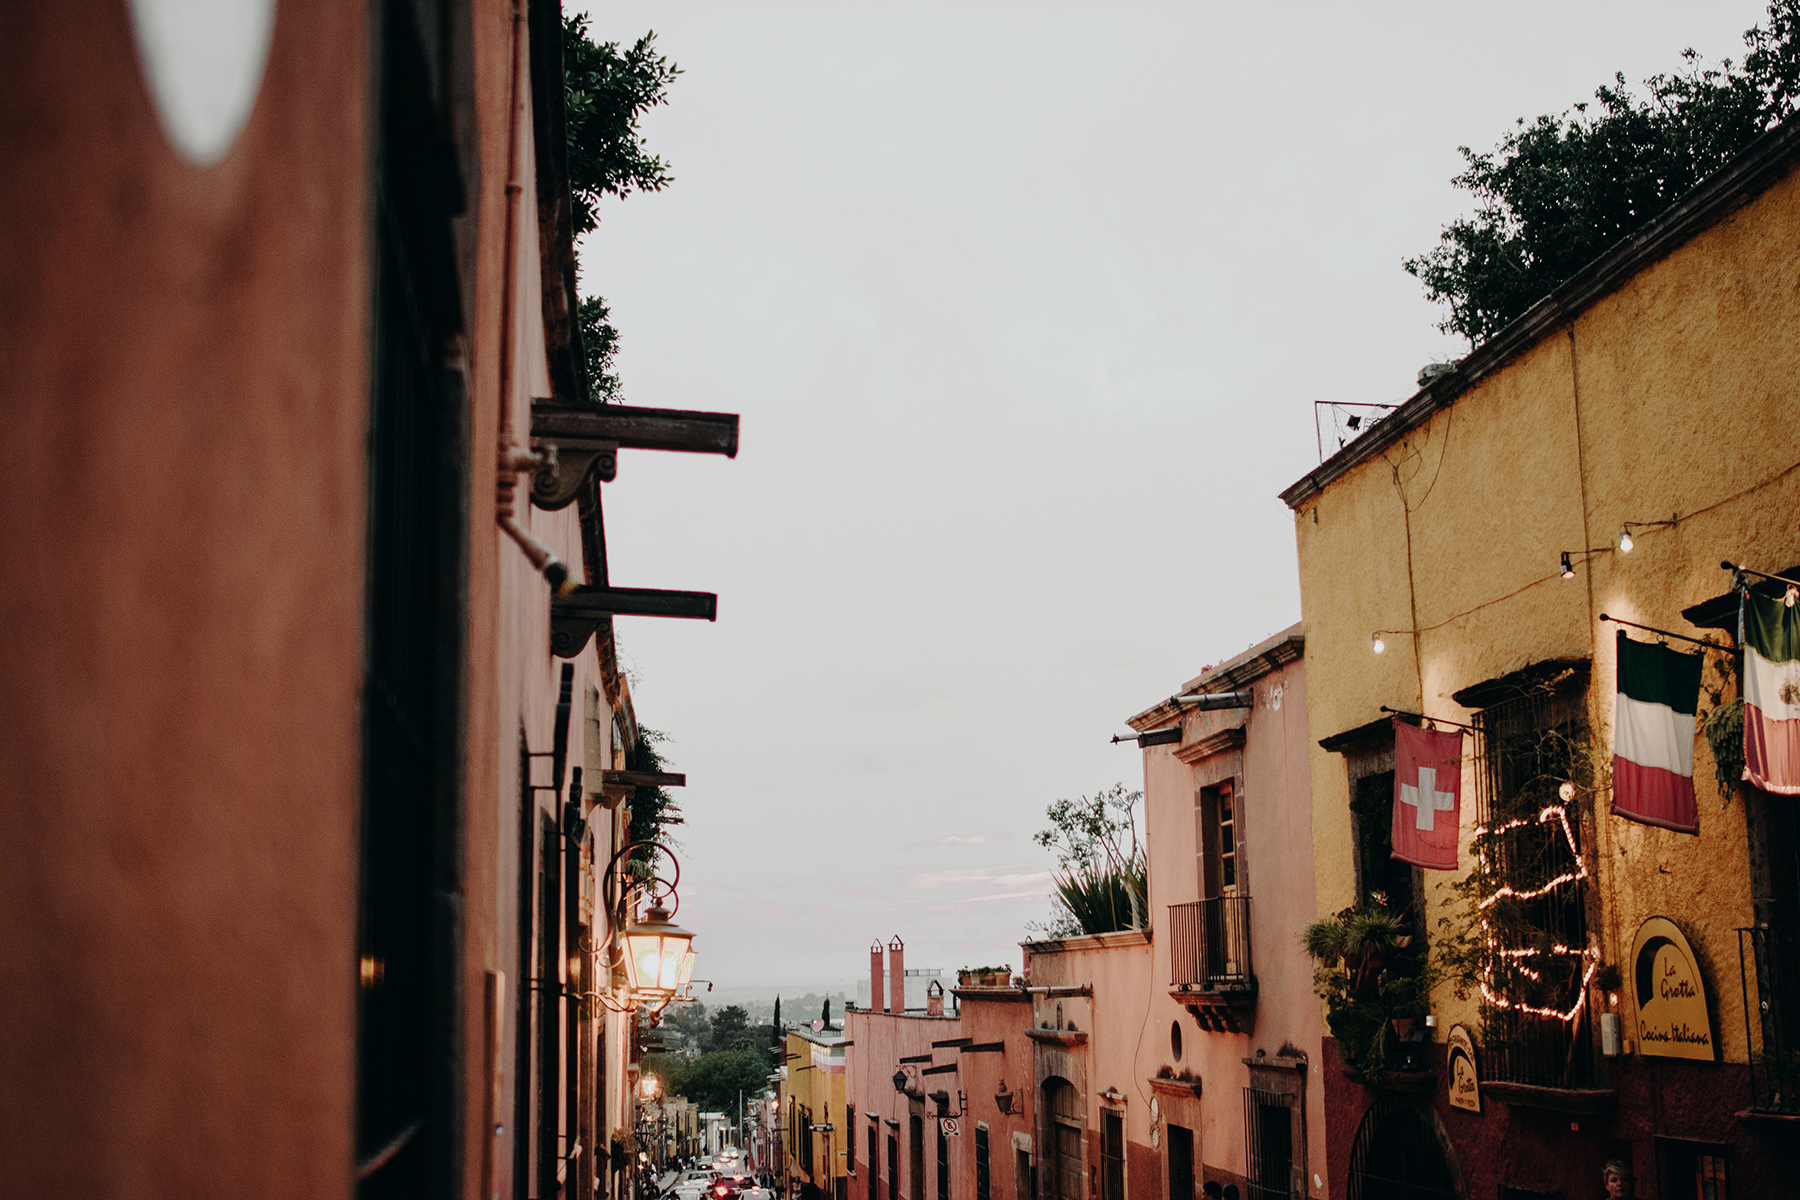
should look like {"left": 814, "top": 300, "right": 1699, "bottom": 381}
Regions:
{"left": 1742, "top": 586, "right": 1800, "bottom": 795}
{"left": 1392, "top": 719, "right": 1463, "bottom": 870}
{"left": 1611, "top": 631, "right": 1703, "bottom": 832}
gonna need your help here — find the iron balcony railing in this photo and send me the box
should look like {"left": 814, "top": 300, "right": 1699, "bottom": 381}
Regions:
{"left": 1170, "top": 897, "right": 1254, "bottom": 992}
{"left": 1740, "top": 925, "right": 1800, "bottom": 1113}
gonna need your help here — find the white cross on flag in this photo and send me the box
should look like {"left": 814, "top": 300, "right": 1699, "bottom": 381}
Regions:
{"left": 1392, "top": 719, "right": 1464, "bottom": 870}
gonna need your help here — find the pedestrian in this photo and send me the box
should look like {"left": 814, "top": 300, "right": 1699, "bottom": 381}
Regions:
{"left": 798, "top": 1168, "right": 824, "bottom": 1200}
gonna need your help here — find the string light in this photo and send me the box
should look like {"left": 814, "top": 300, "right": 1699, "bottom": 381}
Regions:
{"left": 1469, "top": 804, "right": 1596, "bottom": 1024}
{"left": 1371, "top": 633, "right": 1386, "bottom": 654}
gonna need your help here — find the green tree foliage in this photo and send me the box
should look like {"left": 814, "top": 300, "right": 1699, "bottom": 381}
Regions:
{"left": 1405, "top": 1, "right": 1800, "bottom": 346}
{"left": 666, "top": 1049, "right": 771, "bottom": 1114}
{"left": 1030, "top": 783, "right": 1147, "bottom": 936}
{"left": 562, "top": 16, "right": 681, "bottom": 402}
{"left": 628, "top": 726, "right": 683, "bottom": 869}
{"left": 663, "top": 1000, "right": 711, "bottom": 1052}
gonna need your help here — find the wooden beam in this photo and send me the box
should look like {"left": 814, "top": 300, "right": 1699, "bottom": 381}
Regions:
{"left": 551, "top": 586, "right": 717, "bottom": 659}
{"left": 533, "top": 402, "right": 739, "bottom": 457}
{"left": 600, "top": 770, "right": 686, "bottom": 790}
{"left": 557, "top": 585, "right": 717, "bottom": 621}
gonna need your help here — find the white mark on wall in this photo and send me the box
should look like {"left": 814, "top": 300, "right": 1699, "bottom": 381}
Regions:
{"left": 127, "top": 0, "right": 277, "bottom": 165}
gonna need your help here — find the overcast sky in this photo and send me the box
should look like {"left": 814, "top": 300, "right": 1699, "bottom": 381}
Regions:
{"left": 572, "top": 0, "right": 1772, "bottom": 988}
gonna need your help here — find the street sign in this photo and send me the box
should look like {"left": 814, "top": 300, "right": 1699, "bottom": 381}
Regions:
{"left": 939, "top": 1118, "right": 960, "bottom": 1137}
{"left": 809, "top": 1123, "right": 834, "bottom": 1132}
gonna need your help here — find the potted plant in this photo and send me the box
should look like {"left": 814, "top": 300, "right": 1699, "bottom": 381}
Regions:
{"left": 1300, "top": 906, "right": 1437, "bottom": 1085}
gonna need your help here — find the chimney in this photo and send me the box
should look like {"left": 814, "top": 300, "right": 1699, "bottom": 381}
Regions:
{"left": 888, "top": 936, "right": 906, "bottom": 1014}
{"left": 871, "top": 940, "right": 886, "bottom": 1014}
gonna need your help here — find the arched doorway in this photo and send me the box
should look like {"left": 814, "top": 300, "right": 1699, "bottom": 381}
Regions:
{"left": 1346, "top": 1096, "right": 1461, "bottom": 1200}
{"left": 1044, "top": 1078, "right": 1082, "bottom": 1200}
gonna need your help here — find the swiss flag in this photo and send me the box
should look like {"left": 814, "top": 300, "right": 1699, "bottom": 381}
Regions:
{"left": 1392, "top": 719, "right": 1464, "bottom": 870}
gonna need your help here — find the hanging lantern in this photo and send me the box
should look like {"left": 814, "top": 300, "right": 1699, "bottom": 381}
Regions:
{"left": 622, "top": 904, "right": 696, "bottom": 997}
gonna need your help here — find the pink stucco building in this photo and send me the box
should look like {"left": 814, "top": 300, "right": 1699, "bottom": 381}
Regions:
{"left": 1017, "top": 624, "right": 1325, "bottom": 1200}
{"left": 842, "top": 630, "right": 1322, "bottom": 1200}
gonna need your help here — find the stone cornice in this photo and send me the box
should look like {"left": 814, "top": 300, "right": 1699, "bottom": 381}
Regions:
{"left": 1174, "top": 728, "right": 1246, "bottom": 765}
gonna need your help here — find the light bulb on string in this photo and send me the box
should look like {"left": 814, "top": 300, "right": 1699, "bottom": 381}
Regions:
{"left": 1618, "top": 529, "right": 1634, "bottom": 553}
{"left": 1371, "top": 633, "right": 1386, "bottom": 654}
{"left": 1560, "top": 552, "right": 1576, "bottom": 579}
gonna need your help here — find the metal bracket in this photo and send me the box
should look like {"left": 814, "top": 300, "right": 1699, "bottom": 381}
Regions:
{"left": 531, "top": 437, "right": 618, "bottom": 508}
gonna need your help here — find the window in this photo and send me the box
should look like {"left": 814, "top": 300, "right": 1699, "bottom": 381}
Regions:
{"left": 1244, "top": 1090, "right": 1293, "bottom": 1200}
{"left": 847, "top": 1105, "right": 856, "bottom": 1174}
{"left": 1014, "top": 1147, "right": 1033, "bottom": 1200}
{"left": 1167, "top": 1124, "right": 1193, "bottom": 1200}
{"left": 1349, "top": 770, "right": 1416, "bottom": 919}
{"left": 938, "top": 1122, "right": 950, "bottom": 1200}
{"left": 1101, "top": 1112, "right": 1124, "bottom": 1200}
{"left": 1464, "top": 666, "right": 1594, "bottom": 1088}
{"left": 868, "top": 1128, "right": 879, "bottom": 1200}
{"left": 911, "top": 1115, "right": 926, "bottom": 1200}
{"left": 889, "top": 1134, "right": 899, "bottom": 1200}
{"left": 975, "top": 1125, "right": 991, "bottom": 1200}
{"left": 1198, "top": 781, "right": 1240, "bottom": 896}
{"left": 1046, "top": 1079, "right": 1082, "bottom": 1200}
{"left": 358, "top": 3, "right": 465, "bottom": 1192}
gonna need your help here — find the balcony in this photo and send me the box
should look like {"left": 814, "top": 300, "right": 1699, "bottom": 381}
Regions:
{"left": 1169, "top": 897, "right": 1256, "bottom": 1032}
{"left": 1740, "top": 926, "right": 1800, "bottom": 1115}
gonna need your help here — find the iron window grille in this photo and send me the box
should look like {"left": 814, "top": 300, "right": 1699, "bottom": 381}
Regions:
{"left": 1469, "top": 682, "right": 1599, "bottom": 1089}
{"left": 1739, "top": 924, "right": 1800, "bottom": 1113}
{"left": 1242, "top": 1088, "right": 1295, "bottom": 1200}
{"left": 974, "top": 1125, "right": 990, "bottom": 1200}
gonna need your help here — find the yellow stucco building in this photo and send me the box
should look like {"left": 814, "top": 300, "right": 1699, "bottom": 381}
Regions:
{"left": 1282, "top": 121, "right": 1800, "bottom": 1197}
{"left": 782, "top": 1027, "right": 849, "bottom": 1198}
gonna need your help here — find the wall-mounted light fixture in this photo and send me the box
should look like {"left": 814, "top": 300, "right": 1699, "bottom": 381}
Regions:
{"left": 994, "top": 1080, "right": 1014, "bottom": 1114}
{"left": 622, "top": 903, "right": 696, "bottom": 999}
{"left": 1617, "top": 514, "right": 1678, "bottom": 553}
{"left": 596, "top": 840, "right": 695, "bottom": 1014}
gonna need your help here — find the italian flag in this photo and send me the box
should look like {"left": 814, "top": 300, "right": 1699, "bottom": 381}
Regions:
{"left": 1742, "top": 587, "right": 1800, "bottom": 795}
{"left": 1612, "top": 630, "right": 1702, "bottom": 833}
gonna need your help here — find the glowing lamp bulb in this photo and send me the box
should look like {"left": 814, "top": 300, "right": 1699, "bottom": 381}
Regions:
{"left": 1558, "top": 781, "right": 1576, "bottom": 802}
{"left": 1560, "top": 552, "right": 1576, "bottom": 579}
{"left": 1371, "top": 633, "right": 1386, "bottom": 654}
{"left": 1618, "top": 529, "right": 1633, "bottom": 553}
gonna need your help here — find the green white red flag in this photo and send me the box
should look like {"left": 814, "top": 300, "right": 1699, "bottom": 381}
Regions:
{"left": 1611, "top": 630, "right": 1702, "bottom": 833}
{"left": 1742, "top": 585, "right": 1800, "bottom": 795}
{"left": 1392, "top": 719, "right": 1463, "bottom": 870}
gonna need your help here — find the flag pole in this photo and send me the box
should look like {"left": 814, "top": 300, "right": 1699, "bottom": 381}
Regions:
{"left": 1598, "top": 614, "right": 1734, "bottom": 652}
{"left": 1722, "top": 560, "right": 1800, "bottom": 589}
{"left": 1379, "top": 705, "right": 1478, "bottom": 732}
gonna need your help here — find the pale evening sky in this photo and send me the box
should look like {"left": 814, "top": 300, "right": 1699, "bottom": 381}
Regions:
{"left": 572, "top": 0, "right": 1771, "bottom": 988}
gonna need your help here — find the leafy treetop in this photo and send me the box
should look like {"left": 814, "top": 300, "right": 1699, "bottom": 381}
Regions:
{"left": 1406, "top": 1, "right": 1800, "bottom": 346}
{"left": 561, "top": 16, "right": 681, "bottom": 403}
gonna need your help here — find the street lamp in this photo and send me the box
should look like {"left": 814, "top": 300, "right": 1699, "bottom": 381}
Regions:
{"left": 622, "top": 903, "right": 696, "bottom": 998}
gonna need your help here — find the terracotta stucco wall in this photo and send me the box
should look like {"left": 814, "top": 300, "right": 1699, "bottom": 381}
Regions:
{"left": 1136, "top": 640, "right": 1327, "bottom": 1197}
{"left": 0, "top": 2, "right": 370, "bottom": 1197}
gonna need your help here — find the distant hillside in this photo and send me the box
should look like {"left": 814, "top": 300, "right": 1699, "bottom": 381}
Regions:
{"left": 698, "top": 984, "right": 854, "bottom": 1024}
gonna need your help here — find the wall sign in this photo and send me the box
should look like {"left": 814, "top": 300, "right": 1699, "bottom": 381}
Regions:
{"left": 1446, "top": 1025, "right": 1480, "bottom": 1113}
{"left": 1630, "top": 916, "right": 1715, "bottom": 1061}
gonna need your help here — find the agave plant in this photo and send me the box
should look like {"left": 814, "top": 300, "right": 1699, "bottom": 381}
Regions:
{"left": 1052, "top": 858, "right": 1148, "bottom": 936}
